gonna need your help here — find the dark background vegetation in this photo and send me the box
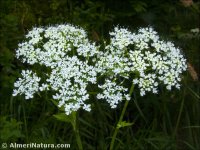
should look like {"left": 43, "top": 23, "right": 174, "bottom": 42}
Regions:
{"left": 0, "top": 0, "right": 199, "bottom": 149}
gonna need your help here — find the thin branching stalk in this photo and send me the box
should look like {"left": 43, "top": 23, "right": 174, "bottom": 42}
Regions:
{"left": 109, "top": 84, "right": 134, "bottom": 150}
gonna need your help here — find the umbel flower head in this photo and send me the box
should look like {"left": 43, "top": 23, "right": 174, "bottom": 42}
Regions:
{"left": 97, "top": 26, "right": 187, "bottom": 106}
{"left": 13, "top": 24, "right": 187, "bottom": 114}
{"left": 13, "top": 24, "right": 99, "bottom": 115}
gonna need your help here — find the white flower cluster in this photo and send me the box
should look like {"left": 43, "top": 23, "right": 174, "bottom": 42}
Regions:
{"left": 16, "top": 24, "right": 98, "bottom": 67}
{"left": 13, "top": 24, "right": 99, "bottom": 115}
{"left": 13, "top": 24, "right": 187, "bottom": 114}
{"left": 47, "top": 56, "right": 97, "bottom": 115}
{"left": 13, "top": 70, "right": 41, "bottom": 100}
{"left": 97, "top": 79, "right": 130, "bottom": 108}
{"left": 97, "top": 27, "right": 187, "bottom": 97}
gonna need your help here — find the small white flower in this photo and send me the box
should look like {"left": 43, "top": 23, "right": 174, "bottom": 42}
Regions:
{"left": 97, "top": 79, "right": 129, "bottom": 108}
{"left": 13, "top": 24, "right": 100, "bottom": 115}
{"left": 13, "top": 24, "right": 187, "bottom": 114}
{"left": 97, "top": 26, "right": 187, "bottom": 102}
{"left": 13, "top": 70, "right": 41, "bottom": 100}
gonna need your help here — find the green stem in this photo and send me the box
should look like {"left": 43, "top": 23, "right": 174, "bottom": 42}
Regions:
{"left": 22, "top": 104, "right": 29, "bottom": 143}
{"left": 109, "top": 84, "right": 134, "bottom": 150}
{"left": 72, "top": 112, "right": 83, "bottom": 150}
{"left": 174, "top": 95, "right": 185, "bottom": 137}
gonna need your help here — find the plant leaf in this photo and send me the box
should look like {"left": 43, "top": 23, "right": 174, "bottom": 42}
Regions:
{"left": 53, "top": 113, "right": 72, "bottom": 123}
{"left": 117, "top": 121, "right": 134, "bottom": 129}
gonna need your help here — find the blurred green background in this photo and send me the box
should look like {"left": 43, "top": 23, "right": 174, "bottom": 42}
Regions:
{"left": 0, "top": 0, "right": 199, "bottom": 149}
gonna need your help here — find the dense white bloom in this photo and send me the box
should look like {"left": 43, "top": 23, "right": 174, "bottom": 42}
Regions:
{"left": 13, "top": 70, "right": 41, "bottom": 99}
{"left": 97, "top": 26, "right": 187, "bottom": 99}
{"left": 13, "top": 24, "right": 99, "bottom": 115}
{"left": 13, "top": 24, "right": 187, "bottom": 114}
{"left": 46, "top": 56, "right": 97, "bottom": 115}
{"left": 16, "top": 24, "right": 98, "bottom": 67}
{"left": 133, "top": 74, "right": 158, "bottom": 96}
{"left": 97, "top": 79, "right": 130, "bottom": 108}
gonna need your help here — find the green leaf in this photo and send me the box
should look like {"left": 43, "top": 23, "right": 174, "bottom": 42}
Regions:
{"left": 53, "top": 113, "right": 73, "bottom": 123}
{"left": 117, "top": 121, "right": 134, "bottom": 129}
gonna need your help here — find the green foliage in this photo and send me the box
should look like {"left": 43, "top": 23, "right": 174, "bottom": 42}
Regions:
{"left": 53, "top": 112, "right": 76, "bottom": 125}
{"left": 117, "top": 121, "right": 134, "bottom": 129}
{"left": 0, "top": 0, "right": 199, "bottom": 149}
{"left": 0, "top": 116, "right": 24, "bottom": 142}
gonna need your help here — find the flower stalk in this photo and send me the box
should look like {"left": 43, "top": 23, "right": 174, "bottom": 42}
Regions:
{"left": 109, "top": 84, "right": 134, "bottom": 150}
{"left": 71, "top": 112, "right": 83, "bottom": 150}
